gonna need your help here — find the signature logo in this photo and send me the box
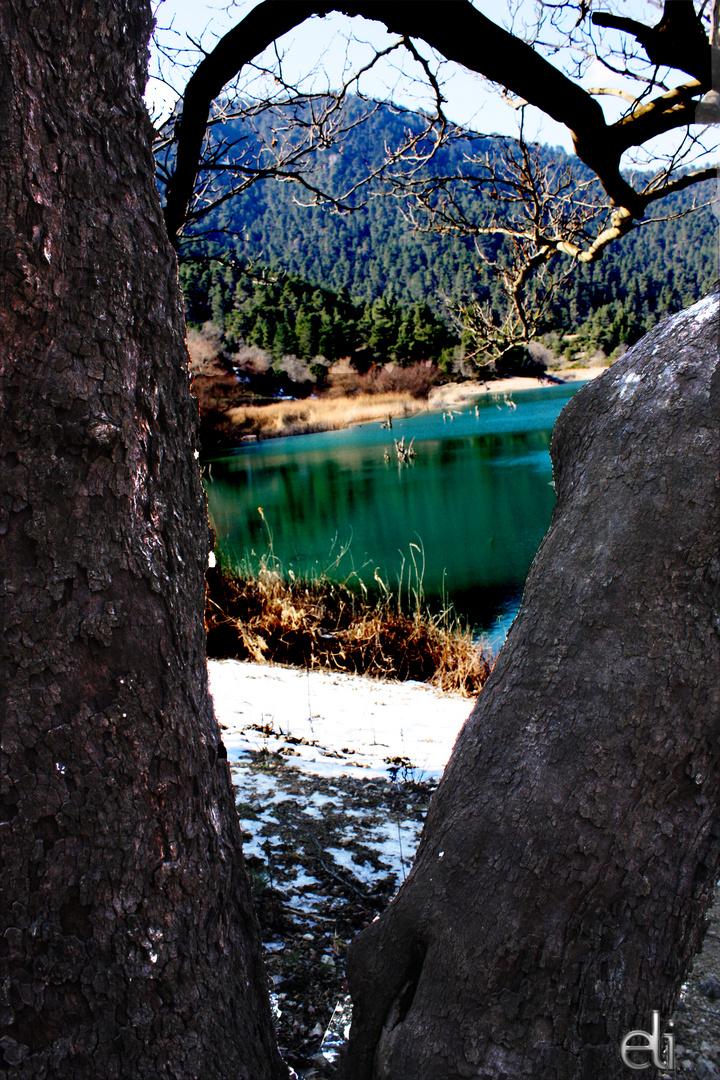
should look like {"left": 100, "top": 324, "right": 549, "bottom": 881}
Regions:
{"left": 620, "top": 1011, "right": 675, "bottom": 1071}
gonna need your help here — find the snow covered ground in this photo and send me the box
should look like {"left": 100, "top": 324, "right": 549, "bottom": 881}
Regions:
{"left": 208, "top": 659, "right": 476, "bottom": 1072}
{"left": 209, "top": 658, "right": 473, "bottom": 781}
{"left": 209, "top": 659, "right": 473, "bottom": 889}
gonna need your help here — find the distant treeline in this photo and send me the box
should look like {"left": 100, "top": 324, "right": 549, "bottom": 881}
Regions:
{"left": 179, "top": 261, "right": 457, "bottom": 369}
{"left": 174, "top": 98, "right": 715, "bottom": 363}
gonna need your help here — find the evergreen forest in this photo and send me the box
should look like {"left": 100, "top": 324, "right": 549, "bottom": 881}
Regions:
{"left": 171, "top": 99, "right": 716, "bottom": 371}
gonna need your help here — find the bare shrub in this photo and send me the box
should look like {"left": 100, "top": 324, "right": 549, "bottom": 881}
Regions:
{"left": 186, "top": 322, "right": 224, "bottom": 373}
{"left": 365, "top": 361, "right": 439, "bottom": 398}
{"left": 527, "top": 341, "right": 556, "bottom": 368}
{"left": 323, "top": 358, "right": 364, "bottom": 397}
{"left": 232, "top": 344, "right": 272, "bottom": 375}
{"left": 325, "top": 360, "right": 439, "bottom": 399}
{"left": 187, "top": 323, "right": 247, "bottom": 419}
{"left": 205, "top": 564, "right": 492, "bottom": 698}
{"left": 276, "top": 353, "right": 313, "bottom": 383}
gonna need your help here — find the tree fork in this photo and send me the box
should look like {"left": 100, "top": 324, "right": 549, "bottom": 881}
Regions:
{"left": 592, "top": 0, "right": 710, "bottom": 84}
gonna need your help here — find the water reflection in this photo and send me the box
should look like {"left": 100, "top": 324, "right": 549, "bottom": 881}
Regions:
{"left": 204, "top": 384, "right": 586, "bottom": 643}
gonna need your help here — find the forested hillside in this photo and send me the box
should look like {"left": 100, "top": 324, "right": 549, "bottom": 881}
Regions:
{"left": 180, "top": 264, "right": 456, "bottom": 369}
{"left": 172, "top": 99, "right": 715, "bottom": 363}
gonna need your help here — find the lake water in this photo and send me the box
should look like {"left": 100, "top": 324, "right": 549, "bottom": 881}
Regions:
{"left": 203, "top": 383, "right": 587, "bottom": 649}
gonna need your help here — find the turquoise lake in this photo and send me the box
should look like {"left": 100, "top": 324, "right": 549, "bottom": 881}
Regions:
{"left": 203, "top": 383, "right": 588, "bottom": 649}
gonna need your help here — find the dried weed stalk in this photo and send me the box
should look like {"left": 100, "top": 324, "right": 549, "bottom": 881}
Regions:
{"left": 205, "top": 562, "right": 492, "bottom": 699}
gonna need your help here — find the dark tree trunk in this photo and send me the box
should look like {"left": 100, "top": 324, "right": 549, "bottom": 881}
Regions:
{"left": 0, "top": 3, "right": 285, "bottom": 1077}
{"left": 343, "top": 292, "right": 720, "bottom": 1080}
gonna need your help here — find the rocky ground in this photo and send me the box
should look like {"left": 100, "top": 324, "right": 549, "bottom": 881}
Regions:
{"left": 669, "top": 905, "right": 720, "bottom": 1080}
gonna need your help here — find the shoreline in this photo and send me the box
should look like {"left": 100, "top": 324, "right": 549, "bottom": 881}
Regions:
{"left": 207, "top": 366, "right": 608, "bottom": 450}
{"left": 427, "top": 366, "right": 606, "bottom": 407}
{"left": 219, "top": 391, "right": 426, "bottom": 446}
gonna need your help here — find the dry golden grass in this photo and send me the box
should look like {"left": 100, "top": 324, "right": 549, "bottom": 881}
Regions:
{"left": 205, "top": 564, "right": 493, "bottom": 698}
{"left": 224, "top": 392, "right": 427, "bottom": 439}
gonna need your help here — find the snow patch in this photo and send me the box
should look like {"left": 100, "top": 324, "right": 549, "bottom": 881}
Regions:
{"left": 685, "top": 291, "right": 719, "bottom": 326}
{"left": 326, "top": 847, "right": 380, "bottom": 884}
{"left": 210, "top": 659, "right": 471, "bottom": 780}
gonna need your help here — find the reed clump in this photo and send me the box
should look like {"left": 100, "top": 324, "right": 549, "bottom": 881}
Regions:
{"left": 205, "top": 561, "right": 492, "bottom": 698}
{"left": 223, "top": 392, "right": 426, "bottom": 440}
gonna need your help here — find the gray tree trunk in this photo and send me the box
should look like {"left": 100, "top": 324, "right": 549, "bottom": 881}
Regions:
{"left": 343, "top": 291, "right": 720, "bottom": 1080}
{"left": 0, "top": 3, "right": 285, "bottom": 1077}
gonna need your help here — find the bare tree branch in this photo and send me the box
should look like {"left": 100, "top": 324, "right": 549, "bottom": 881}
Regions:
{"left": 587, "top": 87, "right": 641, "bottom": 105}
{"left": 158, "top": 0, "right": 716, "bottom": 369}
{"left": 163, "top": 1, "right": 329, "bottom": 245}
{"left": 164, "top": 1, "right": 714, "bottom": 250}
{"left": 592, "top": 2, "right": 710, "bottom": 82}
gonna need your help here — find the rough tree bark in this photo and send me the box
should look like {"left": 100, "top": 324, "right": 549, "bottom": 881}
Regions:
{"left": 343, "top": 291, "right": 720, "bottom": 1080}
{"left": 0, "top": 3, "right": 285, "bottom": 1078}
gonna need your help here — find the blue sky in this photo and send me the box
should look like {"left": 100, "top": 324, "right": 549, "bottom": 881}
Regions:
{"left": 147, "top": 1, "right": 717, "bottom": 167}
{"left": 148, "top": 1, "right": 581, "bottom": 151}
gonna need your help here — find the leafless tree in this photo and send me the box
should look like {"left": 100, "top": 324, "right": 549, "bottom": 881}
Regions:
{"left": 156, "top": 1, "right": 716, "bottom": 363}
{"left": 153, "top": 9, "right": 454, "bottom": 248}
{"left": 395, "top": 115, "right": 607, "bottom": 362}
